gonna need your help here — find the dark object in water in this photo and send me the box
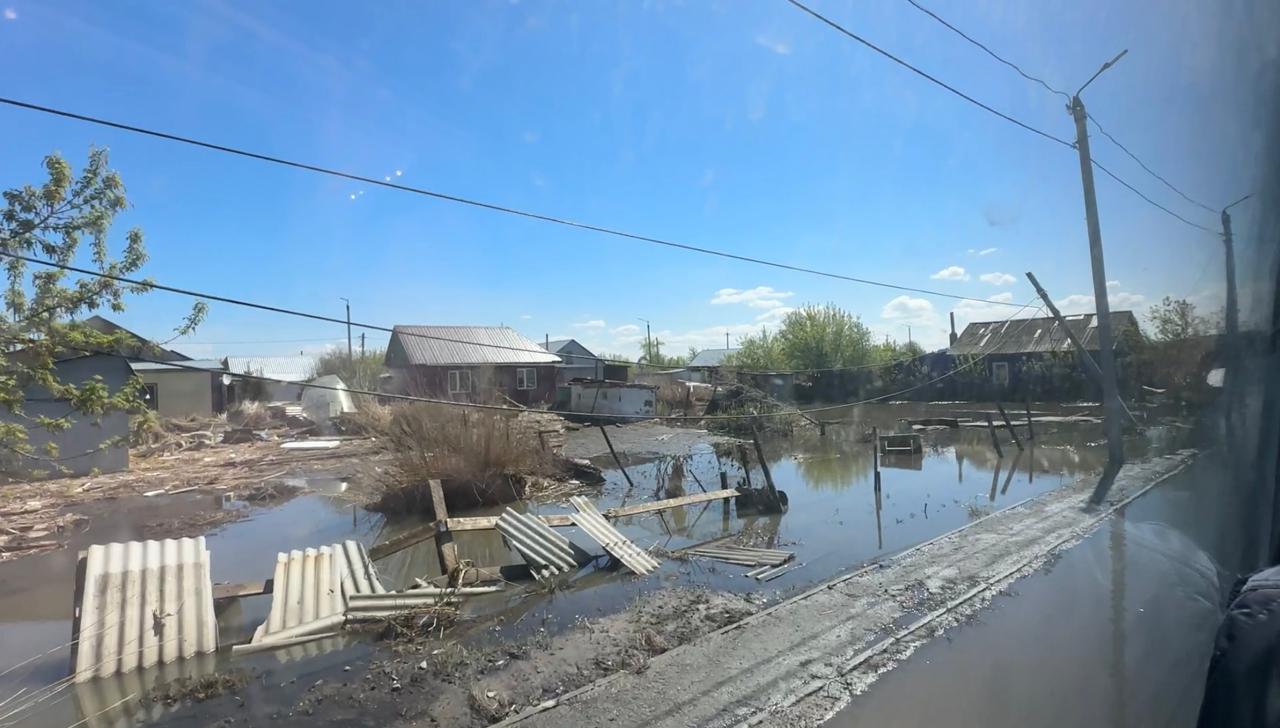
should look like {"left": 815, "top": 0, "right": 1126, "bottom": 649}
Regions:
{"left": 735, "top": 488, "right": 788, "bottom": 513}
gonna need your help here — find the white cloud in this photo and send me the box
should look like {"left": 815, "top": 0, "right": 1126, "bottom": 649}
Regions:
{"left": 519, "top": 314, "right": 533, "bottom": 320}
{"left": 930, "top": 266, "right": 970, "bottom": 281}
{"left": 1107, "top": 280, "right": 1120, "bottom": 289}
{"left": 755, "top": 306, "right": 794, "bottom": 323}
{"left": 880, "top": 295, "right": 937, "bottom": 325}
{"left": 1112, "top": 292, "right": 1145, "bottom": 308}
{"left": 610, "top": 324, "right": 641, "bottom": 335}
{"left": 1055, "top": 294, "right": 1095, "bottom": 314}
{"left": 754, "top": 35, "right": 792, "bottom": 55}
{"left": 710, "top": 286, "right": 795, "bottom": 309}
{"left": 978, "top": 247, "right": 997, "bottom": 256}
{"left": 3, "top": 8, "right": 15, "bottom": 20}
{"left": 950, "top": 292, "right": 1026, "bottom": 330}
{"left": 572, "top": 319, "right": 606, "bottom": 329}
{"left": 979, "top": 272, "right": 1016, "bottom": 286}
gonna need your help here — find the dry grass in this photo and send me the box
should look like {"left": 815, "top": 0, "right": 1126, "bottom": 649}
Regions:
{"left": 362, "top": 403, "right": 564, "bottom": 513}
{"left": 226, "top": 400, "right": 271, "bottom": 429}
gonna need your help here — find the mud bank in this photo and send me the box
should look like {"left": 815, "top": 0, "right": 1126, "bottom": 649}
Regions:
{"left": 497, "top": 450, "right": 1198, "bottom": 728}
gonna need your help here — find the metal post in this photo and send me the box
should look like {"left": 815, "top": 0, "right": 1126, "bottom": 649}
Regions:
{"left": 341, "top": 297, "right": 352, "bottom": 362}
{"left": 598, "top": 425, "right": 635, "bottom": 490}
{"left": 750, "top": 423, "right": 781, "bottom": 511}
{"left": 360, "top": 332, "right": 366, "bottom": 358}
{"left": 1025, "top": 398, "right": 1035, "bottom": 440}
{"left": 1070, "top": 94, "right": 1125, "bottom": 503}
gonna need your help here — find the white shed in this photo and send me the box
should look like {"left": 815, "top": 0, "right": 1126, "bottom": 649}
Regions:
{"left": 568, "top": 381, "right": 657, "bottom": 418}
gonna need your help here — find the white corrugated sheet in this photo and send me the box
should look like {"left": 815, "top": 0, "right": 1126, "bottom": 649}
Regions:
{"left": 251, "top": 540, "right": 385, "bottom": 644}
{"left": 391, "top": 325, "right": 560, "bottom": 366}
{"left": 74, "top": 538, "right": 218, "bottom": 682}
{"left": 569, "top": 497, "right": 661, "bottom": 576}
{"left": 495, "top": 509, "right": 577, "bottom": 582}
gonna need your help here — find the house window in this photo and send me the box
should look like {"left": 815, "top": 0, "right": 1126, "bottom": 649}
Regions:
{"left": 448, "top": 370, "right": 472, "bottom": 394}
{"left": 143, "top": 383, "right": 159, "bottom": 411}
{"left": 991, "top": 361, "right": 1010, "bottom": 386}
{"left": 516, "top": 368, "right": 537, "bottom": 390}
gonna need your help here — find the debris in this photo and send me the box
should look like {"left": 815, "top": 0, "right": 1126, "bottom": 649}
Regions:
{"left": 679, "top": 540, "right": 794, "bottom": 568}
{"left": 569, "top": 496, "right": 661, "bottom": 576}
{"left": 280, "top": 440, "right": 341, "bottom": 450}
{"left": 251, "top": 540, "right": 385, "bottom": 645}
{"left": 495, "top": 509, "right": 577, "bottom": 582}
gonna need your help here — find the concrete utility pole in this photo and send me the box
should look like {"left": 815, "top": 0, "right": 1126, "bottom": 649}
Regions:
{"left": 340, "top": 297, "right": 352, "bottom": 362}
{"left": 726, "top": 331, "right": 730, "bottom": 349}
{"left": 638, "top": 318, "right": 652, "bottom": 367}
{"left": 1221, "top": 195, "right": 1249, "bottom": 345}
{"left": 1070, "top": 50, "right": 1128, "bottom": 505}
{"left": 360, "top": 332, "right": 366, "bottom": 358}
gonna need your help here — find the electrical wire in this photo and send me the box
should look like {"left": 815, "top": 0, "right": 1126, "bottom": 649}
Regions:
{"left": 0, "top": 96, "right": 1021, "bottom": 309}
{"left": 1, "top": 251, "right": 955, "bottom": 376}
{"left": 786, "top": 0, "right": 1221, "bottom": 234}
{"left": 1086, "top": 113, "right": 1217, "bottom": 214}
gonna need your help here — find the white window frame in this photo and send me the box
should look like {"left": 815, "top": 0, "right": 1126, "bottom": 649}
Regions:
{"left": 991, "top": 361, "right": 1010, "bottom": 386}
{"left": 516, "top": 367, "right": 537, "bottom": 390}
{"left": 448, "top": 369, "right": 472, "bottom": 394}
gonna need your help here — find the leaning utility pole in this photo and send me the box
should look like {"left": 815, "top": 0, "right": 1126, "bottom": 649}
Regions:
{"left": 1071, "top": 50, "right": 1128, "bottom": 505}
{"left": 341, "top": 297, "right": 353, "bottom": 362}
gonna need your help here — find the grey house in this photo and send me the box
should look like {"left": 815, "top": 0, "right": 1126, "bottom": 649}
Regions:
{"left": 1, "top": 353, "right": 134, "bottom": 478}
{"left": 540, "top": 338, "right": 629, "bottom": 384}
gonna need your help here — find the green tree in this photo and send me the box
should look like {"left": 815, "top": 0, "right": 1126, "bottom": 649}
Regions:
{"left": 0, "top": 150, "right": 204, "bottom": 471}
{"left": 314, "top": 348, "right": 386, "bottom": 392}
{"left": 775, "top": 304, "right": 876, "bottom": 370}
{"left": 638, "top": 337, "right": 689, "bottom": 368}
{"left": 727, "top": 328, "right": 786, "bottom": 370}
{"left": 1146, "top": 296, "right": 1210, "bottom": 341}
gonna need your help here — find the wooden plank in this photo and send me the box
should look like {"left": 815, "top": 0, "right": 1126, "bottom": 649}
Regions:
{"left": 213, "top": 579, "right": 273, "bottom": 601}
{"left": 428, "top": 479, "right": 460, "bottom": 581}
{"left": 447, "top": 514, "right": 575, "bottom": 531}
{"left": 606, "top": 489, "right": 739, "bottom": 519}
{"left": 367, "top": 522, "right": 440, "bottom": 561}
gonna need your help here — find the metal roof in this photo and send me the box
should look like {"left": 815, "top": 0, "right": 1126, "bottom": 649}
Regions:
{"left": 947, "top": 311, "right": 1140, "bottom": 355}
{"left": 570, "top": 496, "right": 660, "bottom": 576}
{"left": 391, "top": 326, "right": 560, "bottom": 366}
{"left": 224, "top": 355, "right": 318, "bottom": 382}
{"left": 74, "top": 537, "right": 218, "bottom": 681}
{"left": 688, "top": 348, "right": 740, "bottom": 368}
{"left": 127, "top": 359, "right": 225, "bottom": 372}
{"left": 542, "top": 339, "right": 576, "bottom": 353}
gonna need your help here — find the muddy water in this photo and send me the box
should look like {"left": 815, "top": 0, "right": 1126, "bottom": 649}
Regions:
{"left": 829, "top": 454, "right": 1241, "bottom": 728}
{"left": 0, "top": 407, "right": 1185, "bottom": 728}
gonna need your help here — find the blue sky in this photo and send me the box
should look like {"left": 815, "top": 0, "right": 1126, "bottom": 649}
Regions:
{"left": 0, "top": 0, "right": 1271, "bottom": 357}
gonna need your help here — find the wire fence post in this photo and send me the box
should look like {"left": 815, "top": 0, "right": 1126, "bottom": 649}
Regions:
{"left": 986, "top": 414, "right": 1004, "bottom": 459}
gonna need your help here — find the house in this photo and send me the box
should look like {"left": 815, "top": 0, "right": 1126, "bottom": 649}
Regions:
{"left": 684, "top": 347, "right": 740, "bottom": 384}
{"left": 383, "top": 326, "right": 560, "bottom": 406}
{"left": 567, "top": 381, "right": 657, "bottom": 419}
{"left": 223, "top": 355, "right": 319, "bottom": 404}
{"left": 0, "top": 353, "right": 134, "bottom": 478}
{"left": 129, "top": 359, "right": 228, "bottom": 418}
{"left": 80, "top": 315, "right": 191, "bottom": 362}
{"left": 947, "top": 311, "right": 1142, "bottom": 392}
{"left": 539, "top": 338, "right": 629, "bottom": 384}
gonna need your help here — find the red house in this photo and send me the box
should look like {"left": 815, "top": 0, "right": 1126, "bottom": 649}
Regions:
{"left": 383, "top": 325, "right": 560, "bottom": 406}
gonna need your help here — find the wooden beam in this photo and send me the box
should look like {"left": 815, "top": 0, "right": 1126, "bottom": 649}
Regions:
{"left": 428, "top": 479, "right": 460, "bottom": 581}
{"left": 213, "top": 579, "right": 273, "bottom": 601}
{"left": 444, "top": 490, "right": 741, "bottom": 532}
{"left": 368, "top": 522, "right": 440, "bottom": 561}
{"left": 448, "top": 513, "right": 574, "bottom": 531}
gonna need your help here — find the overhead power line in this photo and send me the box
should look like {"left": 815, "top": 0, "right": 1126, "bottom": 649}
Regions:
{"left": 0, "top": 96, "right": 1018, "bottom": 309}
{"left": 787, "top": 0, "right": 1219, "bottom": 234}
{"left": 897, "top": 0, "right": 1221, "bottom": 219}
{"left": 1, "top": 252, "right": 959, "bottom": 375}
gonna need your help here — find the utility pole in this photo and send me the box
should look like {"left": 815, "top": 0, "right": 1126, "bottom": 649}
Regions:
{"left": 1221, "top": 195, "right": 1249, "bottom": 346}
{"left": 907, "top": 325, "right": 912, "bottom": 347}
{"left": 340, "top": 297, "right": 352, "bottom": 362}
{"left": 725, "top": 331, "right": 730, "bottom": 349}
{"left": 638, "top": 317, "right": 651, "bottom": 367}
{"left": 1071, "top": 50, "right": 1128, "bottom": 505}
{"left": 360, "top": 332, "right": 366, "bottom": 358}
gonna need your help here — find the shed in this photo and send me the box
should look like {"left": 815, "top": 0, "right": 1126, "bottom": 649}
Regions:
{"left": 1, "top": 353, "right": 134, "bottom": 478}
{"left": 567, "top": 381, "right": 658, "bottom": 418}
{"left": 223, "top": 355, "right": 318, "bottom": 404}
{"left": 129, "top": 359, "right": 227, "bottom": 419}
{"left": 384, "top": 325, "right": 560, "bottom": 406}
{"left": 684, "top": 347, "right": 740, "bottom": 384}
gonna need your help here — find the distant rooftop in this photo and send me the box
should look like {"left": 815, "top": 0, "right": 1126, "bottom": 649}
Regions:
{"left": 128, "top": 359, "right": 225, "bottom": 373}
{"left": 390, "top": 326, "right": 560, "bottom": 366}
{"left": 224, "top": 355, "right": 318, "bottom": 382}
{"left": 688, "top": 347, "right": 740, "bottom": 368}
{"left": 948, "top": 311, "right": 1140, "bottom": 355}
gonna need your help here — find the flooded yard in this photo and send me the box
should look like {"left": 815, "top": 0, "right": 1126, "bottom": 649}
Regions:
{"left": 0, "top": 403, "right": 1190, "bottom": 727}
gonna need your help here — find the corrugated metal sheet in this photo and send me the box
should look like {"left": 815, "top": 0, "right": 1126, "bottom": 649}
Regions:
{"left": 495, "top": 509, "right": 577, "bottom": 582}
{"left": 688, "top": 348, "right": 739, "bottom": 368}
{"left": 948, "top": 311, "right": 1140, "bottom": 355}
{"left": 74, "top": 537, "right": 218, "bottom": 681}
{"left": 252, "top": 540, "right": 385, "bottom": 644}
{"left": 391, "top": 326, "right": 561, "bottom": 366}
{"left": 679, "top": 541, "right": 793, "bottom": 568}
{"left": 224, "top": 355, "right": 318, "bottom": 382}
{"left": 569, "top": 496, "right": 661, "bottom": 576}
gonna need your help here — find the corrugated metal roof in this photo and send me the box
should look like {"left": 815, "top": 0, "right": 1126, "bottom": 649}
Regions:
{"left": 495, "top": 509, "right": 577, "bottom": 582}
{"left": 569, "top": 496, "right": 660, "bottom": 576}
{"left": 224, "top": 355, "right": 318, "bottom": 382}
{"left": 74, "top": 538, "right": 218, "bottom": 681}
{"left": 127, "top": 359, "right": 225, "bottom": 372}
{"left": 688, "top": 348, "right": 739, "bottom": 368}
{"left": 391, "top": 326, "right": 560, "bottom": 366}
{"left": 947, "top": 311, "right": 1140, "bottom": 355}
{"left": 542, "top": 339, "right": 575, "bottom": 353}
{"left": 252, "top": 540, "right": 385, "bottom": 644}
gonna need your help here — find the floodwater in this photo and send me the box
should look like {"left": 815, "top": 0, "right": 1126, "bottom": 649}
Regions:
{"left": 0, "top": 403, "right": 1189, "bottom": 727}
{"left": 829, "top": 453, "right": 1244, "bottom": 728}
